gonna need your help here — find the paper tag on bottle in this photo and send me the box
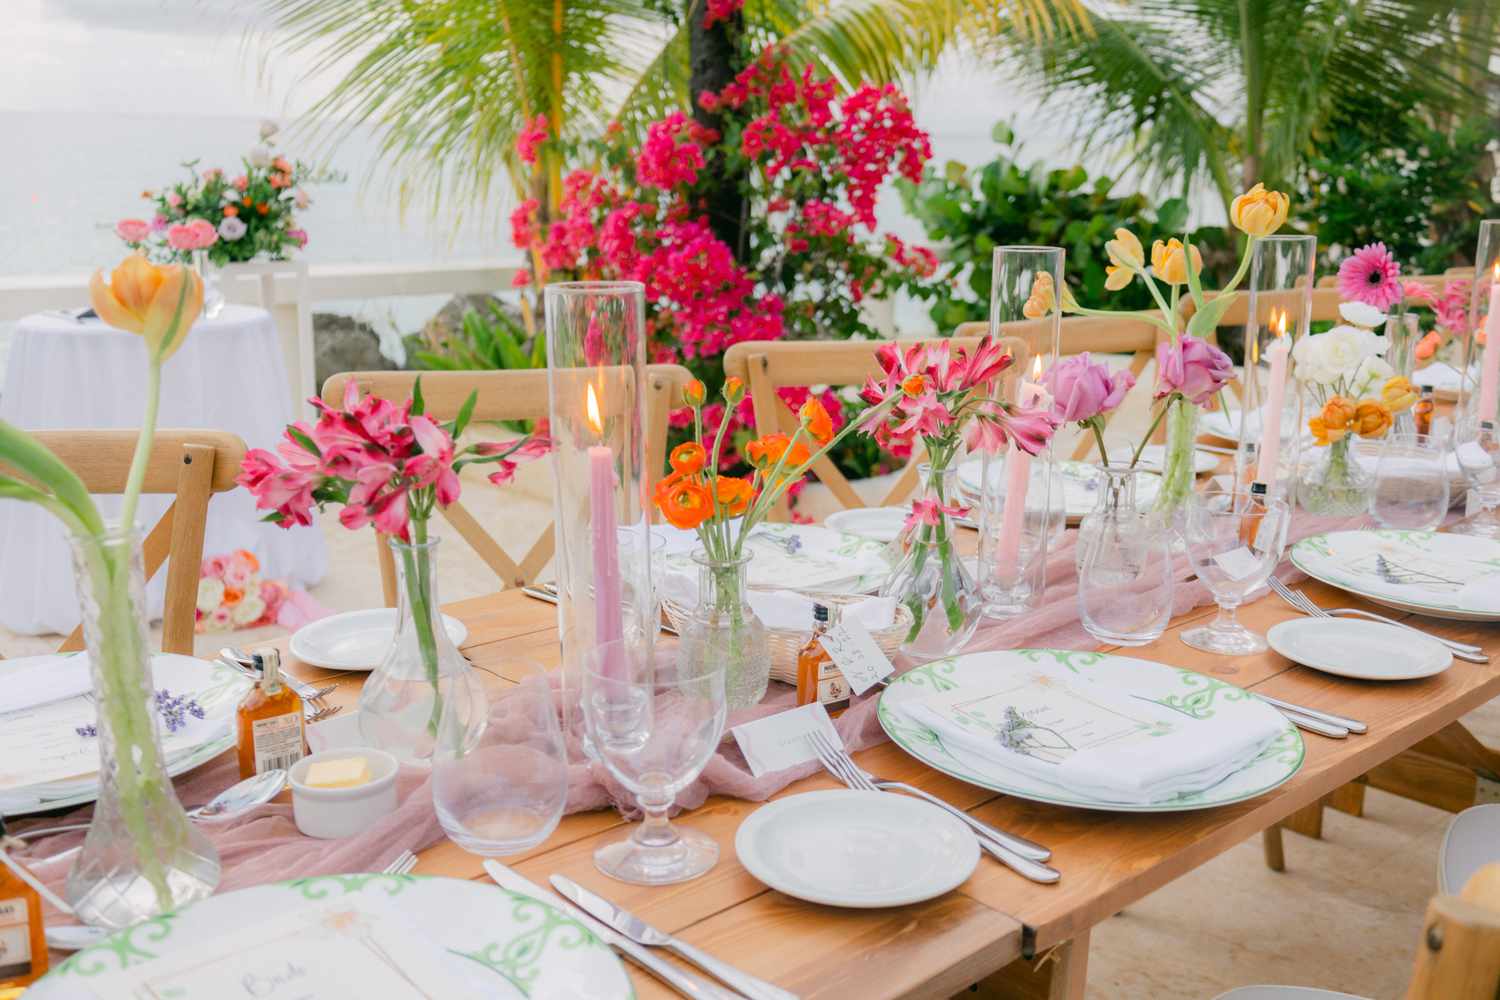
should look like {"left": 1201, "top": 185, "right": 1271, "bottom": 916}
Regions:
{"left": 252, "top": 713, "right": 306, "bottom": 774}
{"left": 818, "top": 619, "right": 895, "bottom": 696}
{"left": 1211, "top": 546, "right": 1263, "bottom": 581}
{"left": 732, "top": 702, "right": 841, "bottom": 778}
{"left": 0, "top": 897, "right": 33, "bottom": 977}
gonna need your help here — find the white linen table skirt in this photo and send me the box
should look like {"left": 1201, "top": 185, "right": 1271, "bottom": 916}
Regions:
{"left": 0, "top": 305, "right": 326, "bottom": 636}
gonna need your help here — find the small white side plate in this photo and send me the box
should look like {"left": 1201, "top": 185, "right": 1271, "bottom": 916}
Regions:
{"left": 1134, "top": 444, "right": 1219, "bottom": 475}
{"left": 735, "top": 789, "right": 978, "bottom": 908}
{"left": 825, "top": 506, "right": 909, "bottom": 544}
{"left": 1267, "top": 618, "right": 1452, "bottom": 681}
{"left": 290, "top": 609, "right": 468, "bottom": 671}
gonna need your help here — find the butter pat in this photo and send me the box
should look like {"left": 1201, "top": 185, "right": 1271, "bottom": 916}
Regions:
{"left": 304, "top": 756, "right": 371, "bottom": 789}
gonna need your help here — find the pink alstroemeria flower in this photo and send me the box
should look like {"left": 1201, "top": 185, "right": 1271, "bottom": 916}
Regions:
{"left": 904, "top": 497, "right": 970, "bottom": 532}
{"left": 405, "top": 415, "right": 460, "bottom": 506}
{"left": 891, "top": 391, "right": 954, "bottom": 438}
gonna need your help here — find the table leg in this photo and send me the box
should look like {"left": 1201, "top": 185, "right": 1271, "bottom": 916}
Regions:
{"left": 963, "top": 929, "right": 1090, "bottom": 1000}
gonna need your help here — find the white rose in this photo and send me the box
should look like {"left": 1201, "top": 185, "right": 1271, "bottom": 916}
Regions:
{"left": 1338, "top": 302, "right": 1387, "bottom": 329}
{"left": 248, "top": 145, "right": 272, "bottom": 168}
{"left": 231, "top": 594, "right": 267, "bottom": 626}
{"left": 218, "top": 216, "right": 247, "bottom": 240}
{"left": 196, "top": 577, "right": 225, "bottom": 613}
{"left": 259, "top": 119, "right": 280, "bottom": 141}
{"left": 1351, "top": 356, "right": 1394, "bottom": 398}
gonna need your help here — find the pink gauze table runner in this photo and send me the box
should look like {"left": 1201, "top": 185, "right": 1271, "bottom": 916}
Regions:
{"left": 12, "top": 514, "right": 1364, "bottom": 923}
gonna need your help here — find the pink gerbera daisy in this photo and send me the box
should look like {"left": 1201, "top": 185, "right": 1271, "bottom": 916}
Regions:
{"left": 1337, "top": 242, "right": 1403, "bottom": 310}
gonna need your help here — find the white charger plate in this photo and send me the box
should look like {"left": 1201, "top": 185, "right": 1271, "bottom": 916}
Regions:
{"left": 28, "top": 874, "right": 632, "bottom": 999}
{"left": 1267, "top": 617, "right": 1452, "bottom": 681}
{"left": 735, "top": 789, "right": 979, "bottom": 908}
{"left": 291, "top": 608, "right": 469, "bottom": 670}
{"left": 824, "top": 506, "right": 909, "bottom": 544}
{"left": 1289, "top": 530, "right": 1500, "bottom": 622}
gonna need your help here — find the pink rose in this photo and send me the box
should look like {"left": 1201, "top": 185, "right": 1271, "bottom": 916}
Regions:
{"left": 1043, "top": 353, "right": 1136, "bottom": 423}
{"left": 287, "top": 228, "right": 308, "bottom": 248}
{"left": 200, "top": 554, "right": 229, "bottom": 579}
{"left": 189, "top": 218, "right": 218, "bottom": 248}
{"left": 165, "top": 223, "right": 196, "bottom": 251}
{"left": 233, "top": 175, "right": 249, "bottom": 191}
{"left": 166, "top": 192, "right": 182, "bottom": 208}
{"left": 1155, "top": 335, "right": 1234, "bottom": 406}
{"left": 203, "top": 168, "right": 223, "bottom": 181}
{"left": 115, "top": 218, "right": 151, "bottom": 243}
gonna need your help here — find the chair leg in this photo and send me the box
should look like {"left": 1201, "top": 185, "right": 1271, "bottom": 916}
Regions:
{"left": 1329, "top": 780, "right": 1367, "bottom": 818}
{"left": 1262, "top": 826, "right": 1286, "bottom": 872}
{"left": 1282, "top": 799, "right": 1326, "bottom": 839}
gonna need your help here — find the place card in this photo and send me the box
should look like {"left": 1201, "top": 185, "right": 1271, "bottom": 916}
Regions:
{"left": 100, "top": 897, "right": 486, "bottom": 999}
{"left": 732, "top": 702, "right": 842, "bottom": 778}
{"left": 1211, "top": 546, "right": 1262, "bottom": 581}
{"left": 817, "top": 619, "right": 895, "bottom": 696}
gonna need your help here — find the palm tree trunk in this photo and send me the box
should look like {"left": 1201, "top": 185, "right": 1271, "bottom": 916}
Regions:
{"left": 689, "top": 0, "right": 748, "bottom": 261}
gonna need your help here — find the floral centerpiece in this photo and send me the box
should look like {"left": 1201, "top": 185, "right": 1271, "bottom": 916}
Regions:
{"left": 1029, "top": 183, "right": 1291, "bottom": 514}
{"left": 195, "top": 549, "right": 327, "bottom": 633}
{"left": 240, "top": 381, "right": 549, "bottom": 761}
{"left": 0, "top": 255, "right": 219, "bottom": 927}
{"left": 855, "top": 339, "right": 1058, "bottom": 655}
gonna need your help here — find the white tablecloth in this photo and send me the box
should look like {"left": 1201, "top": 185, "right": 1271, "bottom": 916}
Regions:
{"left": 0, "top": 305, "right": 326, "bottom": 636}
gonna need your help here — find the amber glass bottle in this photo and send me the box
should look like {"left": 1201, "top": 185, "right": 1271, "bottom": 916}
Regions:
{"left": 796, "top": 604, "right": 850, "bottom": 713}
{"left": 0, "top": 823, "right": 49, "bottom": 990}
{"left": 1413, "top": 388, "right": 1434, "bottom": 436}
{"left": 235, "top": 649, "right": 306, "bottom": 780}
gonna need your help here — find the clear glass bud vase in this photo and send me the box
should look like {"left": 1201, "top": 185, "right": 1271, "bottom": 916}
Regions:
{"left": 881, "top": 463, "right": 981, "bottom": 658}
{"left": 1297, "top": 437, "right": 1373, "bottom": 516}
{"left": 65, "top": 527, "right": 220, "bottom": 929}
{"left": 359, "top": 536, "right": 486, "bottom": 763}
{"left": 191, "top": 249, "right": 224, "bottom": 320}
{"left": 1153, "top": 396, "right": 1200, "bottom": 522}
{"left": 678, "top": 552, "right": 769, "bottom": 709}
{"left": 1076, "top": 465, "right": 1175, "bottom": 645}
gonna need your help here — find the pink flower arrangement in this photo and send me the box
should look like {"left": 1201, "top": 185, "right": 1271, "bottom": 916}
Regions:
{"left": 165, "top": 218, "right": 218, "bottom": 252}
{"left": 1154, "top": 334, "right": 1234, "bottom": 406}
{"left": 1337, "top": 243, "right": 1403, "bottom": 311}
{"left": 194, "top": 549, "right": 329, "bottom": 633}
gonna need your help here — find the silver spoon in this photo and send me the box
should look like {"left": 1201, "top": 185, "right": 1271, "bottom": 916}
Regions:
{"left": 16, "top": 770, "right": 288, "bottom": 845}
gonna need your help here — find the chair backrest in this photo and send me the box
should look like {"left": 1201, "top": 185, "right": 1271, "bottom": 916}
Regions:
{"left": 721, "top": 336, "right": 1029, "bottom": 519}
{"left": 221, "top": 260, "right": 313, "bottom": 413}
{"left": 322, "top": 366, "right": 693, "bottom": 601}
{"left": 1315, "top": 272, "right": 1459, "bottom": 297}
{"left": 1, "top": 430, "right": 247, "bottom": 656}
{"left": 1404, "top": 863, "right": 1500, "bottom": 999}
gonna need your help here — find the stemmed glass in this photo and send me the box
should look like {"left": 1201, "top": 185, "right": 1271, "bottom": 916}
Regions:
{"left": 432, "top": 658, "right": 568, "bottom": 856}
{"left": 1182, "top": 490, "right": 1291, "bottom": 658}
{"left": 1370, "top": 433, "right": 1451, "bottom": 531}
{"left": 1453, "top": 418, "right": 1500, "bottom": 537}
{"left": 583, "top": 638, "right": 726, "bottom": 884}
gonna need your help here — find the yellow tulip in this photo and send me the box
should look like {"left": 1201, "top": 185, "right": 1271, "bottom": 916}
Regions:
{"left": 1104, "top": 264, "right": 1133, "bottom": 291}
{"left": 1022, "top": 273, "right": 1056, "bottom": 318}
{"left": 1105, "top": 228, "right": 1144, "bottom": 271}
{"left": 1380, "top": 375, "right": 1418, "bottom": 413}
{"left": 1230, "top": 183, "right": 1290, "bottom": 237}
{"left": 1150, "top": 238, "right": 1203, "bottom": 286}
{"left": 89, "top": 254, "right": 203, "bottom": 363}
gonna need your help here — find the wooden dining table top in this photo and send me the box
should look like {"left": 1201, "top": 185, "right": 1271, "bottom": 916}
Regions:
{"left": 263, "top": 546, "right": 1500, "bottom": 1000}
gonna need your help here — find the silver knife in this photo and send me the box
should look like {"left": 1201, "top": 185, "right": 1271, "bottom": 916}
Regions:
{"left": 1276, "top": 708, "right": 1348, "bottom": 739}
{"left": 1254, "top": 694, "right": 1366, "bottom": 735}
{"left": 482, "top": 861, "right": 746, "bottom": 1000}
{"left": 550, "top": 874, "right": 798, "bottom": 1000}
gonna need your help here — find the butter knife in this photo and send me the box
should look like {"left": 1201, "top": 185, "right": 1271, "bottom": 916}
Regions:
{"left": 551, "top": 874, "right": 798, "bottom": 1000}
{"left": 482, "top": 861, "right": 746, "bottom": 1000}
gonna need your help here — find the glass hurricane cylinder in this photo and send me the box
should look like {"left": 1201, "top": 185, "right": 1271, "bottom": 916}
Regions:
{"left": 544, "top": 282, "right": 655, "bottom": 749}
{"left": 676, "top": 553, "right": 770, "bottom": 709}
{"left": 1385, "top": 312, "right": 1421, "bottom": 435}
{"left": 1076, "top": 466, "right": 1175, "bottom": 645}
{"left": 358, "top": 536, "right": 486, "bottom": 763}
{"left": 65, "top": 527, "right": 219, "bottom": 929}
{"left": 191, "top": 249, "right": 225, "bottom": 320}
{"left": 1459, "top": 220, "right": 1500, "bottom": 425}
{"left": 881, "top": 463, "right": 982, "bottom": 657}
{"left": 1238, "top": 234, "right": 1315, "bottom": 502}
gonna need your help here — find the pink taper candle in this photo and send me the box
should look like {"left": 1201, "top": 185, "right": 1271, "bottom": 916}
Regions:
{"left": 1480, "top": 264, "right": 1500, "bottom": 422}
{"left": 994, "top": 358, "right": 1048, "bottom": 570}
{"left": 586, "top": 385, "right": 624, "bottom": 673}
{"left": 1255, "top": 309, "right": 1290, "bottom": 488}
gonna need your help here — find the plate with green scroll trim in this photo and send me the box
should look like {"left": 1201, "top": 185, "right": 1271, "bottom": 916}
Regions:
{"left": 1290, "top": 529, "right": 1500, "bottom": 622}
{"left": 29, "top": 873, "right": 633, "bottom": 1000}
{"left": 878, "top": 649, "right": 1304, "bottom": 813}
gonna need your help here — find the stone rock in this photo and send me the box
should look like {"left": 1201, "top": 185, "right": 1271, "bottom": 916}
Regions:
{"left": 313, "top": 312, "right": 396, "bottom": 388}
{"left": 419, "top": 293, "right": 526, "bottom": 348}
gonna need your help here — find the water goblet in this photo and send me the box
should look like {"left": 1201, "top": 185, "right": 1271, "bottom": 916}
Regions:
{"left": 1453, "top": 419, "right": 1500, "bottom": 538}
{"left": 432, "top": 658, "right": 568, "bottom": 856}
{"left": 1370, "top": 433, "right": 1451, "bottom": 531}
{"left": 583, "top": 638, "right": 726, "bottom": 885}
{"left": 1181, "top": 489, "right": 1290, "bottom": 658}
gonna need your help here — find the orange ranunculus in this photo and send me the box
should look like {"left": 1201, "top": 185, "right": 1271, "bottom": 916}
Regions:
{"left": 1381, "top": 376, "right": 1418, "bottom": 413}
{"left": 88, "top": 254, "right": 203, "bottom": 363}
{"left": 236, "top": 549, "right": 260, "bottom": 572}
{"left": 723, "top": 376, "right": 746, "bottom": 404}
{"left": 657, "top": 479, "right": 714, "bottom": 530}
{"left": 1309, "top": 396, "right": 1356, "bottom": 446}
{"left": 683, "top": 379, "right": 706, "bottom": 406}
{"left": 222, "top": 586, "right": 243, "bottom": 606}
{"left": 1353, "top": 399, "right": 1393, "bottom": 439}
{"left": 799, "top": 397, "right": 833, "bottom": 444}
{"left": 669, "top": 441, "right": 706, "bottom": 475}
{"left": 1414, "top": 330, "right": 1443, "bottom": 361}
{"left": 901, "top": 373, "right": 927, "bottom": 397}
{"left": 222, "top": 204, "right": 239, "bottom": 218}
{"left": 713, "top": 476, "right": 754, "bottom": 516}
{"left": 745, "top": 433, "right": 810, "bottom": 470}
{"left": 257, "top": 203, "right": 270, "bottom": 215}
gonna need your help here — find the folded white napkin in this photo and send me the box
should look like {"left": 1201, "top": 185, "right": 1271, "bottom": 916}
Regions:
{"left": 1457, "top": 575, "right": 1500, "bottom": 615}
{"left": 745, "top": 590, "right": 896, "bottom": 631}
{"left": 898, "top": 663, "right": 1284, "bottom": 805}
{"left": 1415, "top": 362, "right": 1462, "bottom": 390}
{"left": 0, "top": 653, "right": 93, "bottom": 715}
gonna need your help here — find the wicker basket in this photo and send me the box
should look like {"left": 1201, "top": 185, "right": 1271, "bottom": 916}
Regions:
{"left": 663, "top": 591, "right": 912, "bottom": 684}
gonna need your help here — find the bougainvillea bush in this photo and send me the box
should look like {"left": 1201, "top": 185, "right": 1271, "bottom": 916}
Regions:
{"left": 508, "top": 45, "right": 940, "bottom": 490}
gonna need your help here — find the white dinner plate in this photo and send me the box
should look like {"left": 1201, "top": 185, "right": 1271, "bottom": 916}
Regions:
{"left": 957, "top": 457, "right": 1162, "bottom": 521}
{"left": 735, "top": 789, "right": 979, "bottom": 908}
{"left": 1267, "top": 617, "right": 1452, "bottom": 681}
{"left": 1134, "top": 443, "right": 1219, "bottom": 476}
{"left": 824, "top": 506, "right": 909, "bottom": 544}
{"left": 28, "top": 874, "right": 632, "bottom": 999}
{"left": 291, "top": 608, "right": 469, "bottom": 670}
{"left": 1289, "top": 530, "right": 1500, "bottom": 622}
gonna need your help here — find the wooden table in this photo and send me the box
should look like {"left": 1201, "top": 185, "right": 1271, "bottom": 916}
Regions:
{"left": 271, "top": 572, "right": 1500, "bottom": 1000}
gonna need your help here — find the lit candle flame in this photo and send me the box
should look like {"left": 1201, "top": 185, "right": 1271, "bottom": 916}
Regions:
{"left": 1272, "top": 308, "right": 1287, "bottom": 339}
{"left": 585, "top": 383, "right": 603, "bottom": 435}
{"left": 1492, "top": 260, "right": 1499, "bottom": 283}
{"left": 1031, "top": 356, "right": 1043, "bottom": 379}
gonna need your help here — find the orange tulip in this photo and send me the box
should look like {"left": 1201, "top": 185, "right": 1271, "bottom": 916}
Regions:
{"left": 799, "top": 397, "right": 833, "bottom": 444}
{"left": 713, "top": 476, "right": 754, "bottom": 516}
{"left": 1353, "top": 399, "right": 1393, "bottom": 439}
{"left": 683, "top": 379, "right": 706, "bottom": 406}
{"left": 1309, "top": 396, "right": 1356, "bottom": 446}
{"left": 657, "top": 479, "right": 714, "bottom": 530}
{"left": 669, "top": 441, "right": 706, "bottom": 475}
{"left": 88, "top": 254, "right": 203, "bottom": 363}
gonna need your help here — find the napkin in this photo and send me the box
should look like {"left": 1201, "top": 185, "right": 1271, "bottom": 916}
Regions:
{"left": 897, "top": 663, "right": 1285, "bottom": 805}
{"left": 1457, "top": 575, "right": 1500, "bottom": 615}
{"left": 745, "top": 590, "right": 896, "bottom": 631}
{"left": 0, "top": 653, "right": 93, "bottom": 715}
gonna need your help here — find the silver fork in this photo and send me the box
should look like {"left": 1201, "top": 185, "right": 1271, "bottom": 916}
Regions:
{"left": 807, "top": 731, "right": 1060, "bottom": 884}
{"left": 1269, "top": 579, "right": 1487, "bottom": 661}
{"left": 305, "top": 704, "right": 342, "bottom": 723}
{"left": 382, "top": 849, "right": 417, "bottom": 875}
{"left": 220, "top": 648, "right": 339, "bottom": 704}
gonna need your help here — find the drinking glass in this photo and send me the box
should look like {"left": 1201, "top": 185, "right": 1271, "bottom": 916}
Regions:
{"left": 584, "top": 638, "right": 726, "bottom": 884}
{"left": 1182, "top": 490, "right": 1291, "bottom": 657}
{"left": 1370, "top": 433, "right": 1451, "bottom": 531}
{"left": 432, "top": 658, "right": 568, "bottom": 856}
{"left": 1460, "top": 220, "right": 1500, "bottom": 424}
{"left": 1453, "top": 418, "right": 1500, "bottom": 538}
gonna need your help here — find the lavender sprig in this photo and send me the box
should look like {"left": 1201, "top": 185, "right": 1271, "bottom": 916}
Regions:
{"left": 76, "top": 688, "right": 204, "bottom": 739}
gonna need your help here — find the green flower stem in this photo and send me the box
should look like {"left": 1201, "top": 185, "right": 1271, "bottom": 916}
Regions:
{"left": 1153, "top": 397, "right": 1199, "bottom": 513}
{"left": 118, "top": 363, "right": 161, "bottom": 537}
{"left": 402, "top": 517, "right": 443, "bottom": 739}
{"left": 1088, "top": 418, "right": 1110, "bottom": 466}
{"left": 1128, "top": 395, "right": 1178, "bottom": 468}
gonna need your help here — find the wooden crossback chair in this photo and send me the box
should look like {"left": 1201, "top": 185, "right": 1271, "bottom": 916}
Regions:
{"left": 722, "top": 336, "right": 1029, "bottom": 521}
{"left": 323, "top": 366, "right": 694, "bottom": 603}
{"left": 0, "top": 430, "right": 247, "bottom": 656}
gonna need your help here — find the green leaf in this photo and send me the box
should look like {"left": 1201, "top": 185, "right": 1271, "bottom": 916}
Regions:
{"left": 286, "top": 425, "right": 322, "bottom": 459}
{"left": 1156, "top": 197, "right": 1189, "bottom": 233}
{"left": 452, "top": 390, "right": 478, "bottom": 439}
{"left": 990, "top": 120, "right": 1015, "bottom": 145}
{"left": 411, "top": 374, "right": 425, "bottom": 416}
{"left": 1186, "top": 293, "right": 1236, "bottom": 339}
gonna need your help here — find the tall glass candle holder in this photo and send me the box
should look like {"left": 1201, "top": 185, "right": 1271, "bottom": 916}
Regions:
{"left": 544, "top": 282, "right": 654, "bottom": 756}
{"left": 978, "top": 246, "right": 1063, "bottom": 618}
{"left": 1461, "top": 220, "right": 1500, "bottom": 427}
{"left": 1239, "top": 234, "right": 1314, "bottom": 505}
